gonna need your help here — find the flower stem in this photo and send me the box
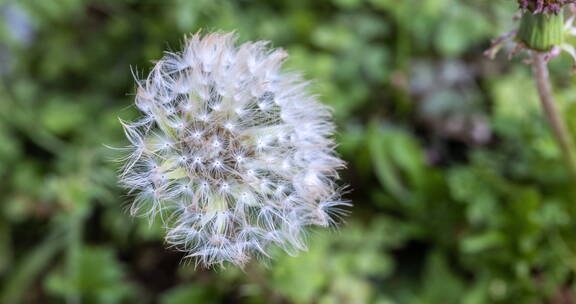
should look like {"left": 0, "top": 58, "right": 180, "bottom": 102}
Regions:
{"left": 531, "top": 52, "right": 576, "bottom": 178}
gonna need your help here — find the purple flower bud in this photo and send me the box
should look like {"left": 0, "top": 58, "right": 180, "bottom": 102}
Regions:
{"left": 518, "top": 0, "right": 576, "bottom": 14}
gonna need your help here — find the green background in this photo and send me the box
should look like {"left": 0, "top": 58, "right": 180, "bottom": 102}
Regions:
{"left": 1, "top": 0, "right": 576, "bottom": 303}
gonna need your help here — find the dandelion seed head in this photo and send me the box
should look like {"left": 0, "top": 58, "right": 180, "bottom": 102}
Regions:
{"left": 118, "top": 31, "right": 348, "bottom": 267}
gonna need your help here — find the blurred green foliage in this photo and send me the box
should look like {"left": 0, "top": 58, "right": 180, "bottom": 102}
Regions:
{"left": 2, "top": 0, "right": 576, "bottom": 303}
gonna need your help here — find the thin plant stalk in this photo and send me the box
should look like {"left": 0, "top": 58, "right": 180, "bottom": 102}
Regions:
{"left": 531, "top": 52, "right": 576, "bottom": 178}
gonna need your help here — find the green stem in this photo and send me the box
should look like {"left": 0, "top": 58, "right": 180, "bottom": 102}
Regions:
{"left": 67, "top": 211, "right": 83, "bottom": 304}
{"left": 531, "top": 52, "right": 576, "bottom": 179}
{"left": 0, "top": 228, "right": 65, "bottom": 304}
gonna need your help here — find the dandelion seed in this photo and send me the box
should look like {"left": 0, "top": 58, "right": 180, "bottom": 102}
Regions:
{"left": 117, "top": 31, "right": 349, "bottom": 267}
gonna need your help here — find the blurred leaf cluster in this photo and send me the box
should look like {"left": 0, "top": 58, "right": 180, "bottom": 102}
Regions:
{"left": 2, "top": 0, "right": 576, "bottom": 303}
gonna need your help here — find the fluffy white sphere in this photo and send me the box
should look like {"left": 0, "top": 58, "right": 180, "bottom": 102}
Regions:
{"left": 118, "top": 32, "right": 349, "bottom": 267}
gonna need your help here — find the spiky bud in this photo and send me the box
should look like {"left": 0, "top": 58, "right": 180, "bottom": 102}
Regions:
{"left": 517, "top": 9, "right": 564, "bottom": 51}
{"left": 118, "top": 32, "right": 349, "bottom": 267}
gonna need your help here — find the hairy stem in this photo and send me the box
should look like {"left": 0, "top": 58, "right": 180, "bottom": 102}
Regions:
{"left": 531, "top": 52, "right": 576, "bottom": 178}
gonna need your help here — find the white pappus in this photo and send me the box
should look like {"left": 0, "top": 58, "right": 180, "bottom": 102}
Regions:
{"left": 117, "top": 31, "right": 350, "bottom": 267}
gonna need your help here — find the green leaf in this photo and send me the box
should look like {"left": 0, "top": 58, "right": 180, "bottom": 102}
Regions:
{"left": 421, "top": 250, "right": 465, "bottom": 304}
{"left": 160, "top": 283, "right": 220, "bottom": 304}
{"left": 368, "top": 122, "right": 430, "bottom": 202}
{"left": 45, "top": 246, "right": 135, "bottom": 304}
